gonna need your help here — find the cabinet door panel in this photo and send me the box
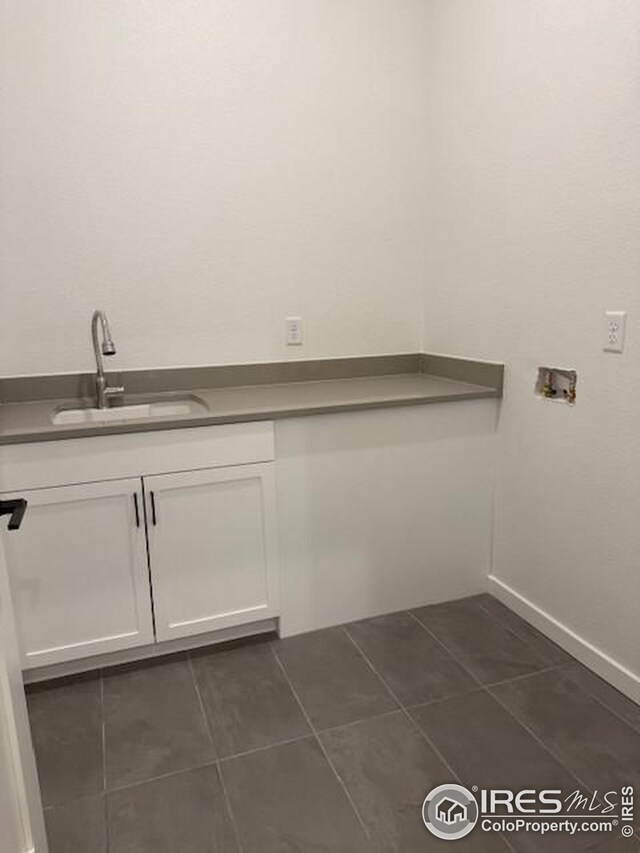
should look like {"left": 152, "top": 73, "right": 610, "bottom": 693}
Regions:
{"left": 146, "top": 464, "right": 279, "bottom": 641}
{"left": 2, "top": 480, "right": 154, "bottom": 668}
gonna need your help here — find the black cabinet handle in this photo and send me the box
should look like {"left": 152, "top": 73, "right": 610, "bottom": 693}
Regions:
{"left": 133, "top": 493, "right": 140, "bottom": 528}
{"left": 0, "top": 498, "right": 27, "bottom": 531}
{"left": 150, "top": 491, "right": 157, "bottom": 526}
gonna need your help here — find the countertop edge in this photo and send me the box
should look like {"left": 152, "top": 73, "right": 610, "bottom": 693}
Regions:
{"left": 0, "top": 384, "right": 500, "bottom": 446}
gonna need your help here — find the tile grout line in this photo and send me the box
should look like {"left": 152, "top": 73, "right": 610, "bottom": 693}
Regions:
{"left": 471, "top": 592, "right": 551, "bottom": 648}
{"left": 485, "top": 683, "right": 640, "bottom": 841}
{"left": 186, "top": 653, "right": 216, "bottom": 750}
{"left": 186, "top": 653, "right": 246, "bottom": 853}
{"left": 102, "top": 731, "right": 328, "bottom": 798}
{"left": 485, "top": 684, "right": 595, "bottom": 797}
{"left": 218, "top": 732, "right": 314, "bottom": 764}
{"left": 99, "top": 668, "right": 107, "bottom": 792}
{"left": 342, "top": 626, "right": 462, "bottom": 782}
{"left": 269, "top": 643, "right": 373, "bottom": 842}
{"left": 405, "top": 607, "right": 609, "bottom": 845}
{"left": 465, "top": 599, "right": 640, "bottom": 818}
{"left": 469, "top": 594, "right": 622, "bottom": 731}
{"left": 406, "top": 610, "right": 484, "bottom": 687}
{"left": 408, "top": 607, "right": 568, "bottom": 695}
{"left": 559, "top": 666, "right": 640, "bottom": 738}
{"left": 57, "top": 716, "right": 422, "bottom": 804}
{"left": 399, "top": 662, "right": 569, "bottom": 716}
{"left": 431, "top": 597, "right": 640, "bottom": 737}
{"left": 215, "top": 761, "right": 246, "bottom": 853}
{"left": 42, "top": 792, "right": 103, "bottom": 812}
{"left": 478, "top": 662, "right": 567, "bottom": 692}
{"left": 102, "top": 759, "right": 220, "bottom": 797}
{"left": 473, "top": 596, "right": 561, "bottom": 656}
{"left": 342, "top": 626, "right": 519, "bottom": 853}
{"left": 99, "top": 668, "right": 110, "bottom": 853}
{"left": 401, "top": 687, "right": 485, "bottom": 715}
{"left": 314, "top": 707, "right": 409, "bottom": 738}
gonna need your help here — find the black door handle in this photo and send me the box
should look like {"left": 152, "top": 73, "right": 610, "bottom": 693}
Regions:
{"left": 150, "top": 491, "right": 157, "bottom": 526}
{"left": 0, "top": 498, "right": 27, "bottom": 531}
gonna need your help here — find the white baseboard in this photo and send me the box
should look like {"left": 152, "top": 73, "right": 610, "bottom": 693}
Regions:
{"left": 487, "top": 575, "right": 640, "bottom": 705}
{"left": 23, "top": 618, "right": 278, "bottom": 684}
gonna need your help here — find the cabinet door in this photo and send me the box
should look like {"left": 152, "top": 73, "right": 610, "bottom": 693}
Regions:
{"left": 145, "top": 464, "right": 279, "bottom": 642}
{"left": 2, "top": 479, "right": 154, "bottom": 668}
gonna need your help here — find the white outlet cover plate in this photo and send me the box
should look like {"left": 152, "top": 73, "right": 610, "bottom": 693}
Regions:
{"left": 603, "top": 310, "right": 627, "bottom": 353}
{"left": 286, "top": 316, "right": 303, "bottom": 346}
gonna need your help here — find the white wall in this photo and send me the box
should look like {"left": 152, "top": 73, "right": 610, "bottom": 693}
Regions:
{"left": 0, "top": 0, "right": 429, "bottom": 376}
{"left": 425, "top": 0, "right": 640, "bottom": 689}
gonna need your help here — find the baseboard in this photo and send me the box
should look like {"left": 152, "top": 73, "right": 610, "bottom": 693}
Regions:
{"left": 487, "top": 575, "right": 640, "bottom": 705}
{"left": 23, "top": 618, "right": 278, "bottom": 684}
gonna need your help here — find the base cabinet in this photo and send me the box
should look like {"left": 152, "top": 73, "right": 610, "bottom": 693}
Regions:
{"left": 0, "top": 423, "right": 280, "bottom": 670}
{"left": 145, "top": 464, "right": 279, "bottom": 641}
{"left": 2, "top": 479, "right": 154, "bottom": 668}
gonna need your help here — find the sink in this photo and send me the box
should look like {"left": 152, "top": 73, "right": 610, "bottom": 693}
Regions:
{"left": 52, "top": 395, "right": 209, "bottom": 426}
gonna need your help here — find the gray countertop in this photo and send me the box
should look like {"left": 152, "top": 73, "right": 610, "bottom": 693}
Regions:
{"left": 0, "top": 354, "right": 503, "bottom": 445}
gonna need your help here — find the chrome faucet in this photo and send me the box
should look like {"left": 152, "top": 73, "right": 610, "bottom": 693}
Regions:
{"left": 91, "top": 310, "right": 124, "bottom": 408}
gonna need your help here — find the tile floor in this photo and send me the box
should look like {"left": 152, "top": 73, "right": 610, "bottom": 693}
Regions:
{"left": 27, "top": 594, "right": 640, "bottom": 852}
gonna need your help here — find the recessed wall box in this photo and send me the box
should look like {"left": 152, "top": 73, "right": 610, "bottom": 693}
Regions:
{"left": 535, "top": 367, "right": 577, "bottom": 404}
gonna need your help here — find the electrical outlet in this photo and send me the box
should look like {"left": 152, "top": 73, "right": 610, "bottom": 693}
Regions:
{"left": 286, "top": 316, "right": 303, "bottom": 346}
{"left": 603, "top": 311, "right": 627, "bottom": 353}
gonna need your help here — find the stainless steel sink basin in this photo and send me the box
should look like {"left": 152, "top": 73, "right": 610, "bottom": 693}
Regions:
{"left": 52, "top": 395, "right": 209, "bottom": 426}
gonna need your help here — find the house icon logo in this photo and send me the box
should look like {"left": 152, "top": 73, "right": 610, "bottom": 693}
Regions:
{"left": 436, "top": 797, "right": 467, "bottom": 825}
{"left": 422, "top": 784, "right": 478, "bottom": 840}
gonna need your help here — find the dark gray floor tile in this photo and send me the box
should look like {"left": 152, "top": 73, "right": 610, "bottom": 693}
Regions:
{"left": 411, "top": 690, "right": 622, "bottom": 853}
{"left": 27, "top": 673, "right": 103, "bottom": 806}
{"left": 274, "top": 627, "right": 397, "bottom": 730}
{"left": 220, "top": 736, "right": 369, "bottom": 852}
{"left": 190, "top": 640, "right": 310, "bottom": 757}
{"left": 586, "top": 838, "right": 640, "bottom": 852}
{"left": 346, "top": 612, "right": 476, "bottom": 706}
{"left": 410, "top": 689, "right": 578, "bottom": 792}
{"left": 563, "top": 662, "right": 640, "bottom": 734}
{"left": 583, "top": 838, "right": 640, "bottom": 852}
{"left": 27, "top": 597, "right": 639, "bottom": 853}
{"left": 44, "top": 795, "right": 106, "bottom": 853}
{"left": 491, "top": 668, "right": 640, "bottom": 795}
{"left": 320, "top": 710, "right": 507, "bottom": 852}
{"left": 107, "top": 765, "right": 238, "bottom": 853}
{"left": 473, "top": 594, "right": 572, "bottom": 665}
{"left": 103, "top": 655, "right": 214, "bottom": 789}
{"left": 412, "top": 598, "right": 550, "bottom": 684}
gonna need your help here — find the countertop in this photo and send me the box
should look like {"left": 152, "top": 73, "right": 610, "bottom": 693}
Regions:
{"left": 0, "top": 354, "right": 503, "bottom": 445}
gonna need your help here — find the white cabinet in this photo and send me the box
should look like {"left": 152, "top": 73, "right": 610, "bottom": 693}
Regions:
{"left": 0, "top": 423, "right": 280, "bottom": 670}
{"left": 145, "top": 464, "right": 279, "bottom": 642}
{"left": 1, "top": 479, "right": 154, "bottom": 668}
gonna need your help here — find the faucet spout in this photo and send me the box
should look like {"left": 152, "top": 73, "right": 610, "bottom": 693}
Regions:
{"left": 91, "top": 310, "right": 123, "bottom": 408}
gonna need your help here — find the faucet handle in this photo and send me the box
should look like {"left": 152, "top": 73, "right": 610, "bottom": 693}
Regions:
{"left": 104, "top": 385, "right": 125, "bottom": 398}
